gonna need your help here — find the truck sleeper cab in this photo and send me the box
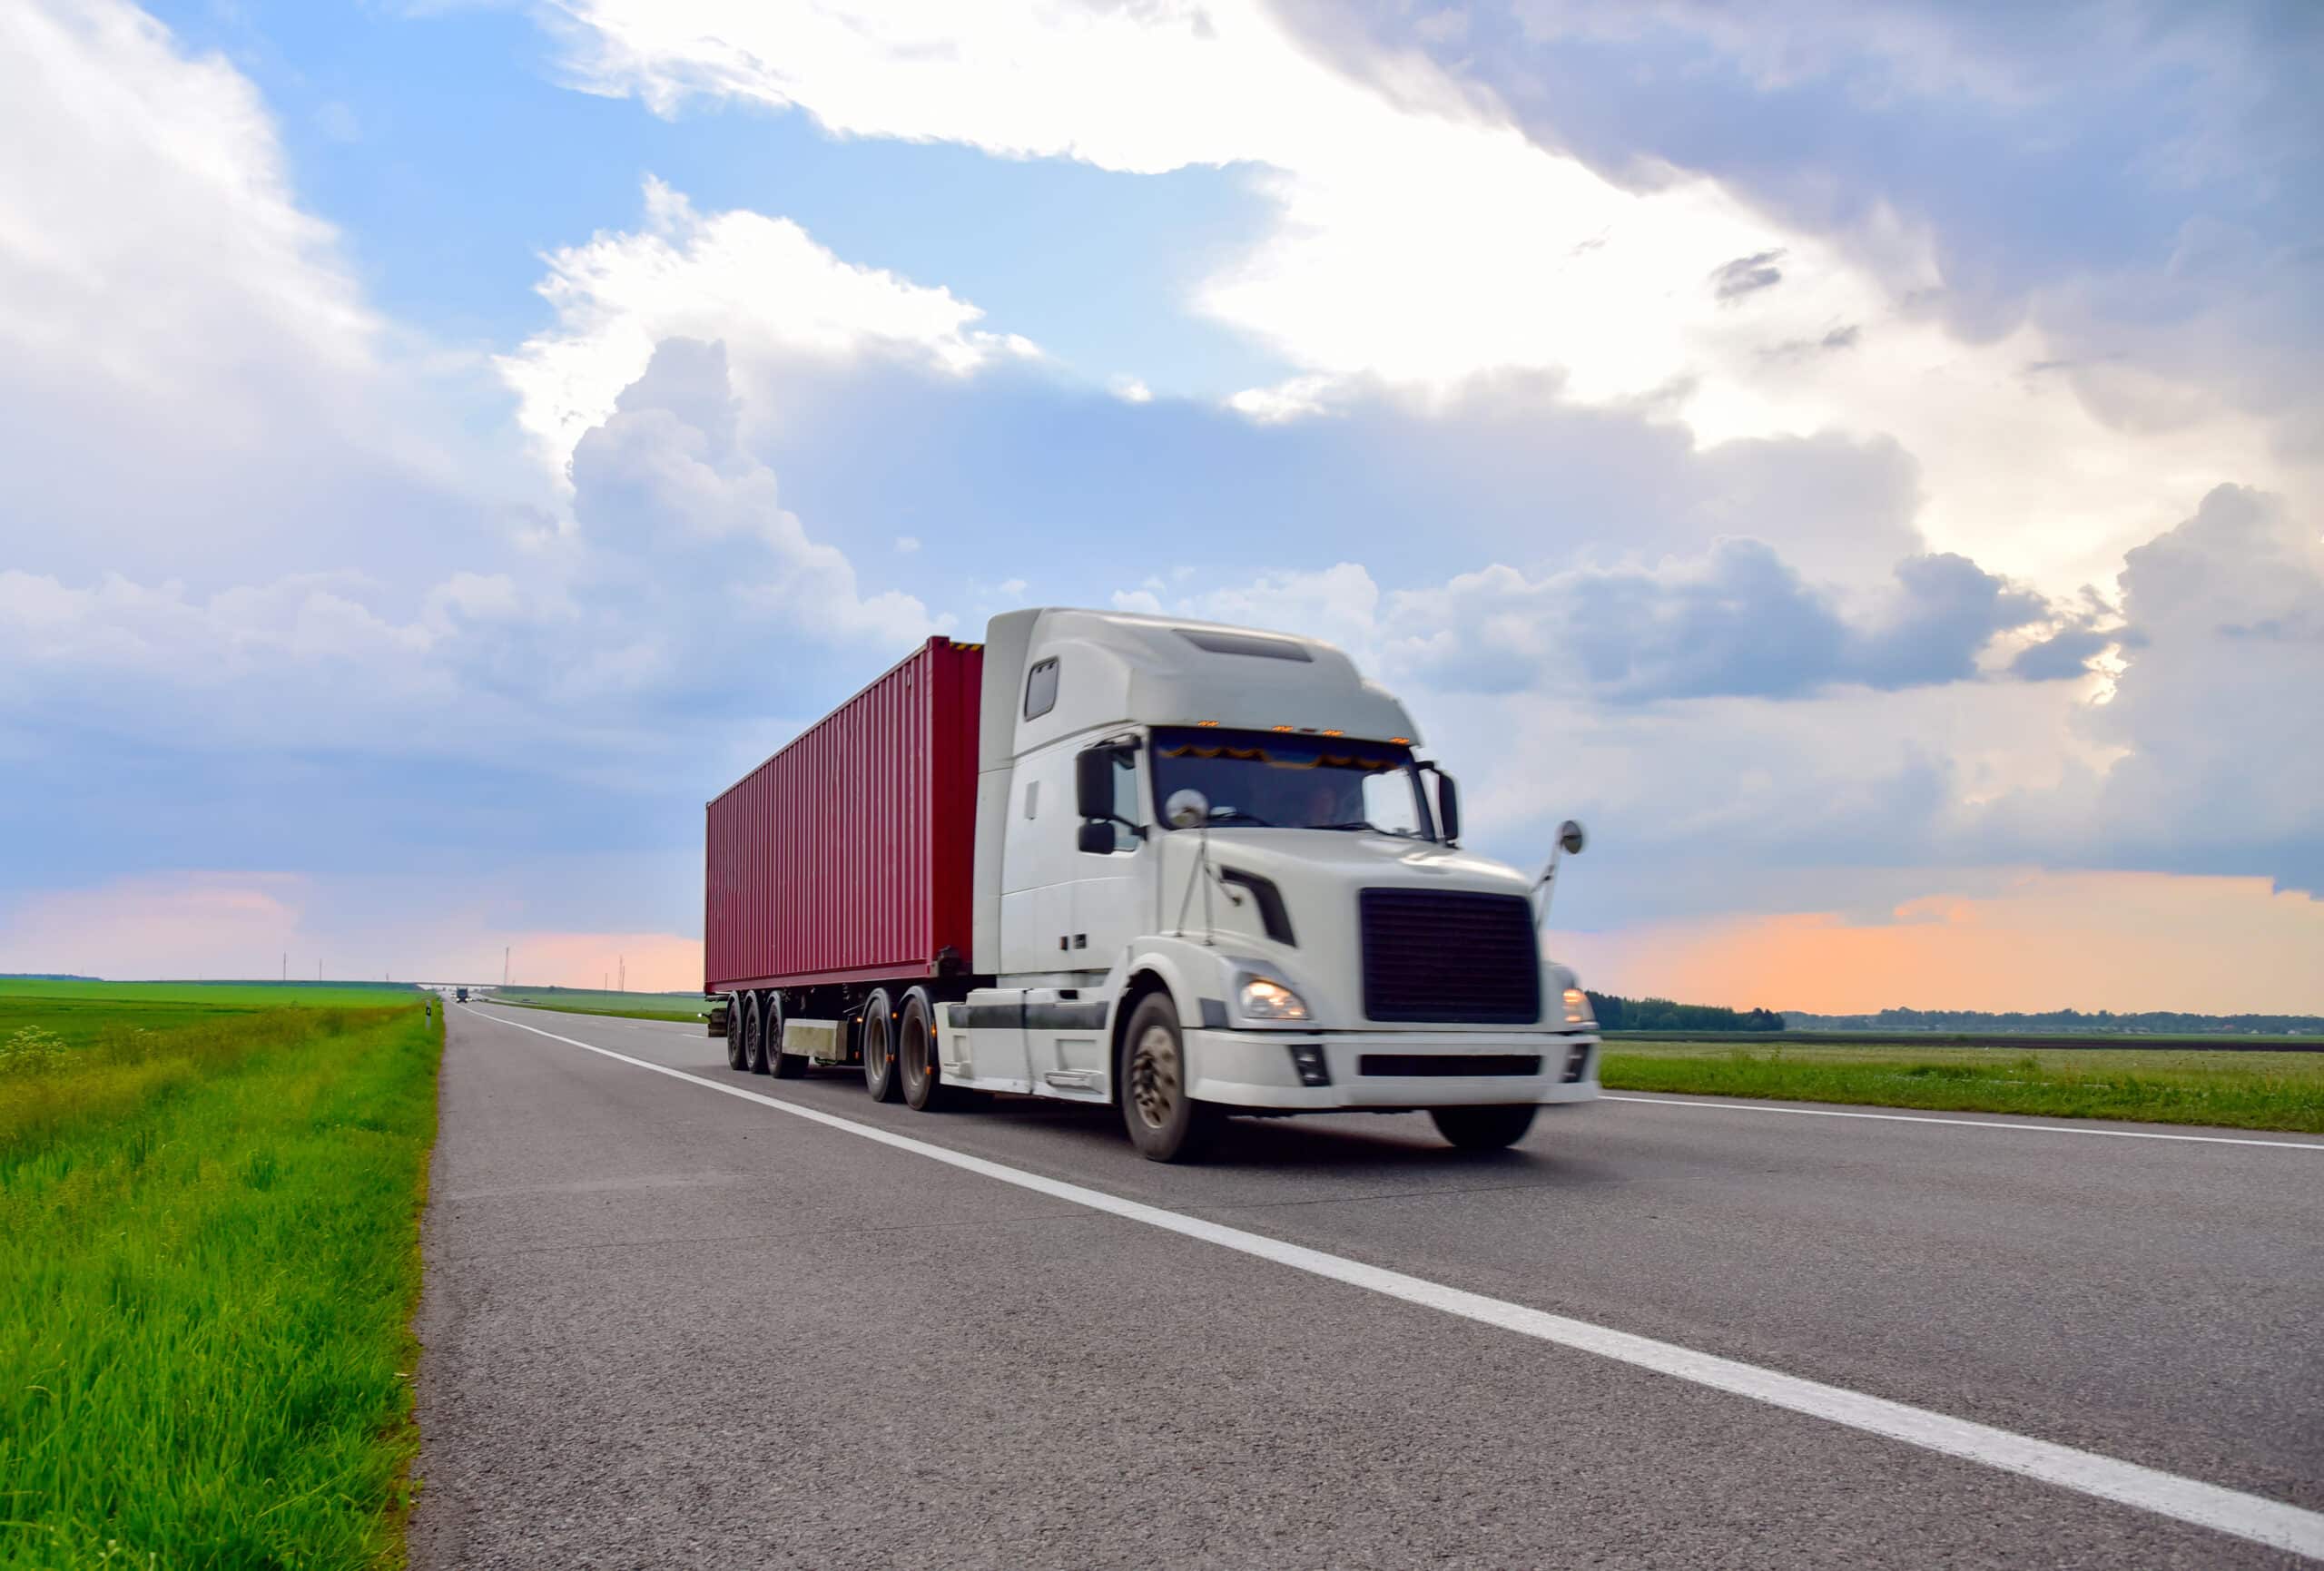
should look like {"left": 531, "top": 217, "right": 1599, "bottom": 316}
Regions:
{"left": 704, "top": 607, "right": 1598, "bottom": 1162}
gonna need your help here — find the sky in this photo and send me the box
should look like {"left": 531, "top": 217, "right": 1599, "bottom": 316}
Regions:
{"left": 1, "top": 0, "right": 2319, "bottom": 1010}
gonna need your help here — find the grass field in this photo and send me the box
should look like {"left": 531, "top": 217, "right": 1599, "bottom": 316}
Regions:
{"left": 483, "top": 985, "right": 705, "bottom": 1024}
{"left": 1, "top": 981, "right": 440, "bottom": 1567}
{"left": 1600, "top": 1039, "right": 2324, "bottom": 1134}
{"left": 0, "top": 977, "right": 422, "bottom": 1049}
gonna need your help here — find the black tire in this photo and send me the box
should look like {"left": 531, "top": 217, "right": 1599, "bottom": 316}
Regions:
{"left": 767, "top": 991, "right": 806, "bottom": 1079}
{"left": 724, "top": 991, "right": 748, "bottom": 1072}
{"left": 1429, "top": 1105, "right": 1538, "bottom": 1151}
{"left": 862, "top": 988, "right": 901, "bottom": 1103}
{"left": 743, "top": 992, "right": 771, "bottom": 1075}
{"left": 898, "top": 987, "right": 951, "bottom": 1111}
{"left": 1118, "top": 992, "right": 1218, "bottom": 1163}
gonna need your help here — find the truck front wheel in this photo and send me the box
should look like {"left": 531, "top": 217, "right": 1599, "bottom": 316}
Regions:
{"left": 1119, "top": 993, "right": 1218, "bottom": 1164}
{"left": 1429, "top": 1105, "right": 1537, "bottom": 1151}
{"left": 862, "top": 989, "right": 901, "bottom": 1102}
{"left": 898, "top": 987, "right": 951, "bottom": 1111}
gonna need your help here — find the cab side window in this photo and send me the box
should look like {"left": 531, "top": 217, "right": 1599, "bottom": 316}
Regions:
{"left": 1024, "top": 658, "right": 1059, "bottom": 720}
{"left": 1108, "top": 749, "right": 1139, "bottom": 850}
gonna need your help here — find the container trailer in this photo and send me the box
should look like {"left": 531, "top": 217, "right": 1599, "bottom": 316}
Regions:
{"left": 704, "top": 607, "right": 1599, "bottom": 1162}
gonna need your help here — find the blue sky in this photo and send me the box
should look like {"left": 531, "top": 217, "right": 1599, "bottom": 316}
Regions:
{"left": 2, "top": 0, "right": 2319, "bottom": 1007}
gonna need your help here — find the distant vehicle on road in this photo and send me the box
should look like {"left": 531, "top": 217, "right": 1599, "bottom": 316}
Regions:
{"left": 455, "top": 987, "right": 468, "bottom": 1003}
{"left": 704, "top": 608, "right": 1598, "bottom": 1161}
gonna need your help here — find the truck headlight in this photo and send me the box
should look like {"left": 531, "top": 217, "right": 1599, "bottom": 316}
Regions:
{"left": 1562, "top": 987, "right": 1592, "bottom": 1026}
{"left": 1238, "top": 975, "right": 1310, "bottom": 1021}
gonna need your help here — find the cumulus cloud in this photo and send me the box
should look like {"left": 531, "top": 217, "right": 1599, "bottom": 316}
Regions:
{"left": 568, "top": 337, "right": 940, "bottom": 651}
{"left": 0, "top": 0, "right": 513, "bottom": 591}
{"left": 2, "top": 339, "right": 934, "bottom": 758}
{"left": 541, "top": 0, "right": 2299, "bottom": 594}
{"left": 497, "top": 178, "right": 1035, "bottom": 480}
{"left": 1145, "top": 538, "right": 2055, "bottom": 704}
{"left": 2074, "top": 486, "right": 2324, "bottom": 884}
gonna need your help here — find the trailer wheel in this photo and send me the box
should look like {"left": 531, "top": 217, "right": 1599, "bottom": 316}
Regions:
{"left": 724, "top": 991, "right": 748, "bottom": 1072}
{"left": 862, "top": 989, "right": 902, "bottom": 1102}
{"left": 743, "top": 992, "right": 771, "bottom": 1074}
{"left": 1119, "top": 992, "right": 1218, "bottom": 1164}
{"left": 898, "top": 987, "right": 951, "bottom": 1111}
{"left": 1429, "top": 1105, "right": 1537, "bottom": 1151}
{"left": 767, "top": 991, "right": 806, "bottom": 1079}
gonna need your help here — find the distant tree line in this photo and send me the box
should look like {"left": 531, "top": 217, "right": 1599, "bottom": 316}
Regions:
{"left": 0, "top": 973, "right": 100, "bottom": 981}
{"left": 1782, "top": 1006, "right": 2324, "bottom": 1035}
{"left": 1586, "top": 993, "right": 1785, "bottom": 1032}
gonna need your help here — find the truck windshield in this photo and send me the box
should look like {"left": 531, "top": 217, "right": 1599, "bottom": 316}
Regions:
{"left": 1148, "top": 727, "right": 1433, "bottom": 838}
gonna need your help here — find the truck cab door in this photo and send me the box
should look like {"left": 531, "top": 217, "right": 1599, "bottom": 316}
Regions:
{"left": 999, "top": 742, "right": 1077, "bottom": 974}
{"left": 1066, "top": 742, "right": 1151, "bottom": 970}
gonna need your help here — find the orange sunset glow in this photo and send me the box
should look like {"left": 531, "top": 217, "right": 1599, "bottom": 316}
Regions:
{"left": 1560, "top": 869, "right": 2324, "bottom": 1016}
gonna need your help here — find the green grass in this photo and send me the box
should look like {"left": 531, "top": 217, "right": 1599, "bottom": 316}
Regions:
{"left": 0, "top": 987, "right": 440, "bottom": 1567}
{"left": 0, "top": 979, "right": 422, "bottom": 1050}
{"left": 482, "top": 986, "right": 705, "bottom": 1024}
{"left": 1600, "top": 1040, "right": 2324, "bottom": 1134}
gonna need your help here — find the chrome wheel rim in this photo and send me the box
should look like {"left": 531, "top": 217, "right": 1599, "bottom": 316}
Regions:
{"left": 1129, "top": 1023, "right": 1180, "bottom": 1130}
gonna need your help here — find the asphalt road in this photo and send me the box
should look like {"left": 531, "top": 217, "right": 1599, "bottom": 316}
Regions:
{"left": 412, "top": 1003, "right": 2323, "bottom": 1569}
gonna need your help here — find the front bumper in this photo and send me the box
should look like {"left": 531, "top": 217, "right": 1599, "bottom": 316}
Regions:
{"left": 1185, "top": 1027, "right": 1600, "bottom": 1111}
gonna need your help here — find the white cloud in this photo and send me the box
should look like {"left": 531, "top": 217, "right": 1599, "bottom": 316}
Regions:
{"left": 0, "top": 0, "right": 533, "bottom": 599}
{"left": 2, "top": 340, "right": 936, "bottom": 763}
{"left": 894, "top": 535, "right": 921, "bottom": 555}
{"left": 497, "top": 178, "right": 1035, "bottom": 480}
{"left": 547, "top": 0, "right": 2295, "bottom": 594}
{"left": 571, "top": 338, "right": 942, "bottom": 650}
{"left": 1108, "top": 373, "right": 1153, "bottom": 404}
{"left": 0, "top": 1, "right": 375, "bottom": 396}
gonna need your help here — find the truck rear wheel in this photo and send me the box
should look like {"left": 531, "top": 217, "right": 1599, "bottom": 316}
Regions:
{"left": 1119, "top": 992, "right": 1218, "bottom": 1164}
{"left": 862, "top": 989, "right": 902, "bottom": 1102}
{"left": 898, "top": 987, "right": 951, "bottom": 1111}
{"left": 1429, "top": 1105, "right": 1537, "bottom": 1151}
{"left": 766, "top": 991, "right": 806, "bottom": 1079}
{"left": 724, "top": 992, "right": 748, "bottom": 1072}
{"left": 743, "top": 992, "right": 771, "bottom": 1075}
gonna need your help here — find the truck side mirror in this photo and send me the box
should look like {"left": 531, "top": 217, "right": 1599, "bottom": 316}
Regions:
{"left": 1434, "top": 771, "right": 1461, "bottom": 843}
{"left": 1077, "top": 820, "right": 1118, "bottom": 855}
{"left": 1074, "top": 746, "right": 1118, "bottom": 820}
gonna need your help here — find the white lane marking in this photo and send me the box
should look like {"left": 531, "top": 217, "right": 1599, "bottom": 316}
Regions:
{"left": 1600, "top": 1094, "right": 2324, "bottom": 1151}
{"left": 457, "top": 1004, "right": 2324, "bottom": 1562}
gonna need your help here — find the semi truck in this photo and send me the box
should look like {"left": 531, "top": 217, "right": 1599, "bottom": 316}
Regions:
{"left": 704, "top": 607, "right": 1599, "bottom": 1162}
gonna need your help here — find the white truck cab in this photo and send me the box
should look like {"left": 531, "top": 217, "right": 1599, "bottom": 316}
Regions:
{"left": 937, "top": 607, "right": 1599, "bottom": 1160}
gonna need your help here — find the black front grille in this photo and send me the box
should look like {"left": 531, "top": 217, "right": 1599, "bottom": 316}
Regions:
{"left": 1358, "top": 889, "right": 1541, "bottom": 1024}
{"left": 1359, "top": 1054, "right": 1542, "bottom": 1078}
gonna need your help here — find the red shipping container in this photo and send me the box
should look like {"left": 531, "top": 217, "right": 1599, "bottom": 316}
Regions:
{"left": 704, "top": 637, "right": 984, "bottom": 994}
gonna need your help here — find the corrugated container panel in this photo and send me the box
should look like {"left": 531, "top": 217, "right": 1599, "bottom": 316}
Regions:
{"left": 704, "top": 637, "right": 983, "bottom": 994}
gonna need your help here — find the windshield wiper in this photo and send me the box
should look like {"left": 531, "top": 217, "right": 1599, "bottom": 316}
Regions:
{"left": 1204, "top": 807, "right": 1275, "bottom": 827}
{"left": 1314, "top": 820, "right": 1384, "bottom": 832}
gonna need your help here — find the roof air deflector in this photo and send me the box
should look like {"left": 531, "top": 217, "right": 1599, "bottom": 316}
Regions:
{"left": 1175, "top": 628, "right": 1313, "bottom": 663}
